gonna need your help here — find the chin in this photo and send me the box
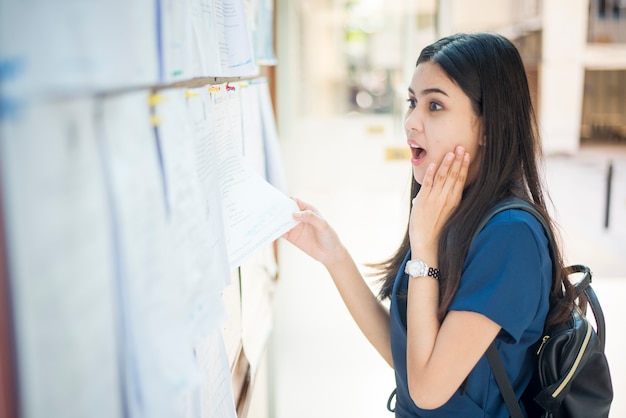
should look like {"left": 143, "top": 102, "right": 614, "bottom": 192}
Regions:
{"left": 412, "top": 168, "right": 426, "bottom": 185}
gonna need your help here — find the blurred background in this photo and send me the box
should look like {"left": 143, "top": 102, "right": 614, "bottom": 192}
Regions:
{"left": 1, "top": 1, "right": 624, "bottom": 417}
{"left": 253, "top": 0, "right": 626, "bottom": 417}
{"left": 275, "top": 0, "right": 626, "bottom": 151}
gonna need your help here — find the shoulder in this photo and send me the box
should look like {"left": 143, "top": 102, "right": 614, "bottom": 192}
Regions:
{"left": 454, "top": 208, "right": 552, "bottom": 342}
{"left": 485, "top": 207, "right": 544, "bottom": 232}
{"left": 459, "top": 207, "right": 552, "bottom": 304}
{"left": 471, "top": 208, "right": 548, "bottom": 255}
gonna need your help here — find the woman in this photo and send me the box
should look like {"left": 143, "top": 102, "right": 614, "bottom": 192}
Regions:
{"left": 284, "top": 33, "right": 576, "bottom": 417}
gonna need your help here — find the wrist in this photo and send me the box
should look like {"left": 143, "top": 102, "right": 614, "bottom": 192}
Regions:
{"left": 410, "top": 246, "right": 437, "bottom": 268}
{"left": 405, "top": 258, "right": 441, "bottom": 280}
{"left": 323, "top": 243, "right": 351, "bottom": 270}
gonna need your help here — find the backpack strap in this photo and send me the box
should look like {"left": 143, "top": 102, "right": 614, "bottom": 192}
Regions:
{"left": 566, "top": 264, "right": 605, "bottom": 350}
{"left": 486, "top": 343, "right": 525, "bottom": 418}
{"left": 474, "top": 197, "right": 552, "bottom": 418}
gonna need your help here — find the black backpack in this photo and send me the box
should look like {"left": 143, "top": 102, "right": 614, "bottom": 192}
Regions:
{"left": 475, "top": 198, "right": 614, "bottom": 418}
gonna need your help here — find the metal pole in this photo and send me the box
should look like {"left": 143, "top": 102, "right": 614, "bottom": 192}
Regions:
{"left": 604, "top": 161, "right": 613, "bottom": 229}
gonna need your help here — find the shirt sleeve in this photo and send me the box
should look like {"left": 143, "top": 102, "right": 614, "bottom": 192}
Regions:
{"left": 448, "top": 209, "right": 551, "bottom": 344}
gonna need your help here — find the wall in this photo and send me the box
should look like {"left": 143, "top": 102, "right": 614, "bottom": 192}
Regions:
{"left": 0, "top": 1, "right": 286, "bottom": 417}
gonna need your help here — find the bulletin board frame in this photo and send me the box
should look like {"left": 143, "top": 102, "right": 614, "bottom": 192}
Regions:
{"left": 0, "top": 173, "right": 18, "bottom": 418}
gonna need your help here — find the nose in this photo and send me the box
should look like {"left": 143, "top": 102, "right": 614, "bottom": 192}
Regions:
{"left": 404, "top": 107, "right": 424, "bottom": 133}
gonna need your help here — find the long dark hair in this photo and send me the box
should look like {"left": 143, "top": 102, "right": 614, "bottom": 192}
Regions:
{"left": 375, "top": 33, "right": 575, "bottom": 328}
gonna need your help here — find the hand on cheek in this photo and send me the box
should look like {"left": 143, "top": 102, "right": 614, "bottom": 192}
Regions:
{"left": 409, "top": 146, "right": 470, "bottom": 254}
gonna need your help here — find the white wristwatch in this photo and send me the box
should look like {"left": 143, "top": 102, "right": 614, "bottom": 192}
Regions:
{"left": 405, "top": 259, "right": 440, "bottom": 280}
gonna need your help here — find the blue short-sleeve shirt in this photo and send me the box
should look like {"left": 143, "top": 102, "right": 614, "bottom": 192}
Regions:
{"left": 389, "top": 209, "right": 552, "bottom": 417}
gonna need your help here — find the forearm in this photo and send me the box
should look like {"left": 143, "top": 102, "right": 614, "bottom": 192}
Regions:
{"left": 405, "top": 245, "right": 442, "bottom": 406}
{"left": 325, "top": 246, "right": 393, "bottom": 367}
{"left": 406, "top": 274, "right": 439, "bottom": 376}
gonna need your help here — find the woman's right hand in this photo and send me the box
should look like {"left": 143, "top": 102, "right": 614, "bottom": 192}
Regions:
{"left": 283, "top": 198, "right": 345, "bottom": 267}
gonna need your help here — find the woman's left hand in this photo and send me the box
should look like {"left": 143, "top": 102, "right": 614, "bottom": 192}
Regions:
{"left": 409, "top": 146, "right": 470, "bottom": 259}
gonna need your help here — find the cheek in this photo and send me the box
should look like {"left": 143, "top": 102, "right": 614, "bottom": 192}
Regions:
{"left": 454, "top": 124, "right": 481, "bottom": 156}
{"left": 464, "top": 139, "right": 481, "bottom": 160}
{"left": 466, "top": 151, "right": 482, "bottom": 183}
{"left": 464, "top": 133, "right": 483, "bottom": 182}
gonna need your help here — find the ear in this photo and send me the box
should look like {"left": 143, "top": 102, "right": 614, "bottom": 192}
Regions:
{"left": 476, "top": 117, "right": 485, "bottom": 146}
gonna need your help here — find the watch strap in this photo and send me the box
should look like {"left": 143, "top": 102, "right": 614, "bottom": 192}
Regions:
{"left": 427, "top": 267, "right": 441, "bottom": 280}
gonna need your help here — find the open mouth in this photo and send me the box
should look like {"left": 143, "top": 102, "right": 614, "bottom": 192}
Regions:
{"left": 410, "top": 145, "right": 427, "bottom": 161}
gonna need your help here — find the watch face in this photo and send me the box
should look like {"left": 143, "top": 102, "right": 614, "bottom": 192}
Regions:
{"left": 407, "top": 259, "right": 427, "bottom": 277}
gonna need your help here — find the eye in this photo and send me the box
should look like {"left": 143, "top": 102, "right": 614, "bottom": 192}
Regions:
{"left": 429, "top": 102, "right": 442, "bottom": 111}
{"left": 406, "top": 98, "right": 417, "bottom": 109}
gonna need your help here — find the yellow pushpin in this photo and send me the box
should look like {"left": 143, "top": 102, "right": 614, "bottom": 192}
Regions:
{"left": 149, "top": 93, "right": 166, "bottom": 106}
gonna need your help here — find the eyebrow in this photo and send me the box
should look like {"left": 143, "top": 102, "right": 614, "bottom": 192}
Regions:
{"left": 408, "top": 86, "right": 449, "bottom": 97}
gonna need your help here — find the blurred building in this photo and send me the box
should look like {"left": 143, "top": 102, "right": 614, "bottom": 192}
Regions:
{"left": 276, "top": 0, "right": 626, "bottom": 154}
{"left": 438, "top": 0, "right": 626, "bottom": 154}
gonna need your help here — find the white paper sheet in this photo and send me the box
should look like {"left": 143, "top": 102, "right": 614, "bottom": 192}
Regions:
{"left": 210, "top": 85, "right": 299, "bottom": 270}
{"left": 217, "top": 0, "right": 258, "bottom": 76}
{"left": 100, "top": 90, "right": 199, "bottom": 418}
{"left": 240, "top": 246, "right": 276, "bottom": 375}
{"left": 240, "top": 83, "right": 267, "bottom": 179}
{"left": 0, "top": 98, "right": 122, "bottom": 418}
{"left": 194, "top": 0, "right": 258, "bottom": 77}
{"left": 220, "top": 272, "right": 243, "bottom": 368}
{"left": 256, "top": 79, "right": 288, "bottom": 193}
{"left": 190, "top": 0, "right": 221, "bottom": 76}
{"left": 154, "top": 87, "right": 225, "bottom": 345}
{"left": 195, "top": 329, "right": 238, "bottom": 418}
{"left": 0, "top": 0, "right": 158, "bottom": 98}
{"left": 252, "top": 0, "right": 277, "bottom": 64}
{"left": 186, "top": 87, "right": 231, "bottom": 290}
{"left": 160, "top": 0, "right": 193, "bottom": 82}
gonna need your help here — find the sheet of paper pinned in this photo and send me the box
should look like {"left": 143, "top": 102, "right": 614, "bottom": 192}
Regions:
{"left": 219, "top": 150, "right": 299, "bottom": 270}
{"left": 101, "top": 90, "right": 200, "bottom": 418}
{"left": 210, "top": 87, "right": 299, "bottom": 270}
{"left": 0, "top": 0, "right": 158, "bottom": 97}
{"left": 0, "top": 97, "right": 122, "bottom": 418}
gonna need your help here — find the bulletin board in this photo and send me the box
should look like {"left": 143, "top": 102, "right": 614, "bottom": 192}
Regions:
{"left": 0, "top": 1, "right": 286, "bottom": 418}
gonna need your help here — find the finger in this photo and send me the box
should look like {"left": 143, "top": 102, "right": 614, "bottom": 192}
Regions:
{"left": 439, "top": 146, "right": 466, "bottom": 193}
{"left": 293, "top": 197, "right": 308, "bottom": 210}
{"left": 420, "top": 162, "right": 437, "bottom": 191}
{"left": 449, "top": 152, "right": 470, "bottom": 197}
{"left": 293, "top": 197, "right": 321, "bottom": 214}
{"left": 431, "top": 146, "right": 464, "bottom": 192}
{"left": 433, "top": 151, "right": 455, "bottom": 189}
{"left": 293, "top": 208, "right": 326, "bottom": 230}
